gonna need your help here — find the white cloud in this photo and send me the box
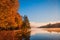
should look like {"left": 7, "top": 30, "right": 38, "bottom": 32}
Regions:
{"left": 30, "top": 21, "right": 60, "bottom": 27}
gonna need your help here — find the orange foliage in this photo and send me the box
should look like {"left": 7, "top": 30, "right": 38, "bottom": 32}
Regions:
{"left": 0, "top": 0, "right": 22, "bottom": 28}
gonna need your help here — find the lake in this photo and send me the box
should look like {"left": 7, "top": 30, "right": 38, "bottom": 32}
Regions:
{"left": 23, "top": 28, "right": 60, "bottom": 40}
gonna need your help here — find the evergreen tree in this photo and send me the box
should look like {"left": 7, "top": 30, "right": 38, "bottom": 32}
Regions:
{"left": 22, "top": 15, "right": 31, "bottom": 29}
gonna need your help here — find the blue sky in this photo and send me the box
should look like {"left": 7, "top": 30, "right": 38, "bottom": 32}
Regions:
{"left": 18, "top": 0, "right": 60, "bottom": 23}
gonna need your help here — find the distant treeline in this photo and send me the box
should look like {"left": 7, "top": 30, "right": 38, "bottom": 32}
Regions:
{"left": 39, "top": 23, "right": 60, "bottom": 28}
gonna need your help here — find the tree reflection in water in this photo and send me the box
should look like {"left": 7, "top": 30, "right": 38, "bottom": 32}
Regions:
{"left": 15, "top": 31, "right": 31, "bottom": 40}
{"left": 22, "top": 31, "right": 31, "bottom": 40}
{"left": 13, "top": 31, "right": 31, "bottom": 40}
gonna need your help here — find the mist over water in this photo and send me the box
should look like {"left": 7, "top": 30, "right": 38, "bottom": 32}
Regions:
{"left": 29, "top": 28, "right": 60, "bottom": 40}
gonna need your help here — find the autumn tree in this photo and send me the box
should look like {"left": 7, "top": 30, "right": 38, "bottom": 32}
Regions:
{"left": 0, "top": 0, "right": 22, "bottom": 30}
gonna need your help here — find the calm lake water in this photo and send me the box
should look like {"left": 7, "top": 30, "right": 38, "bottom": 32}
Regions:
{"left": 24, "top": 28, "right": 60, "bottom": 40}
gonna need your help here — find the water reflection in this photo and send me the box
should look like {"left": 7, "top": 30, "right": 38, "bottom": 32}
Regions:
{"left": 16, "top": 28, "right": 60, "bottom": 40}
{"left": 22, "top": 31, "right": 31, "bottom": 40}
{"left": 30, "top": 28, "right": 60, "bottom": 40}
{"left": 44, "top": 28, "right": 60, "bottom": 33}
{"left": 15, "top": 31, "right": 31, "bottom": 40}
